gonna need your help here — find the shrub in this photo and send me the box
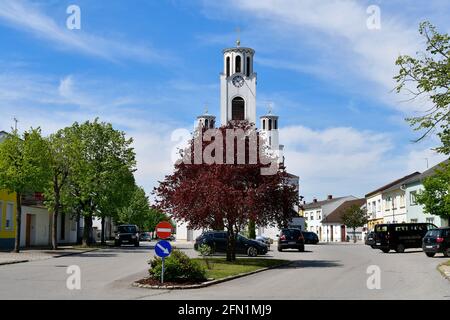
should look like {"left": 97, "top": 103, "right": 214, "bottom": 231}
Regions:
{"left": 149, "top": 249, "right": 206, "bottom": 282}
{"left": 198, "top": 244, "right": 213, "bottom": 269}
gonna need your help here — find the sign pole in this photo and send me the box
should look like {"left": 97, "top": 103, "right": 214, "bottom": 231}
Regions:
{"left": 161, "top": 257, "right": 165, "bottom": 284}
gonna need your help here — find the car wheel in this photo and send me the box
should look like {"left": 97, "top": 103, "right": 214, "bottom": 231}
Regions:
{"left": 381, "top": 248, "right": 390, "bottom": 253}
{"left": 395, "top": 244, "right": 405, "bottom": 253}
{"left": 298, "top": 245, "right": 305, "bottom": 252}
{"left": 135, "top": 241, "right": 139, "bottom": 247}
{"left": 425, "top": 252, "right": 435, "bottom": 258}
{"left": 247, "top": 246, "right": 258, "bottom": 257}
{"left": 443, "top": 249, "right": 449, "bottom": 257}
{"left": 370, "top": 245, "right": 375, "bottom": 249}
{"left": 277, "top": 246, "right": 283, "bottom": 252}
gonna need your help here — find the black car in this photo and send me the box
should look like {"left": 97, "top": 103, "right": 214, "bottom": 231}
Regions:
{"left": 115, "top": 224, "right": 140, "bottom": 247}
{"left": 365, "top": 231, "right": 376, "bottom": 247}
{"left": 139, "top": 232, "right": 152, "bottom": 241}
{"left": 373, "top": 223, "right": 436, "bottom": 253}
{"left": 194, "top": 231, "right": 268, "bottom": 257}
{"left": 278, "top": 228, "right": 305, "bottom": 252}
{"left": 422, "top": 227, "right": 450, "bottom": 257}
{"left": 302, "top": 231, "right": 319, "bottom": 244}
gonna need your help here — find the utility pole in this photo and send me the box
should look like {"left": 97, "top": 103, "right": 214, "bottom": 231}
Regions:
{"left": 13, "top": 117, "right": 18, "bottom": 131}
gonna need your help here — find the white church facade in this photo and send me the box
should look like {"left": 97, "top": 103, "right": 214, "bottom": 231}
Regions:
{"left": 175, "top": 41, "right": 301, "bottom": 242}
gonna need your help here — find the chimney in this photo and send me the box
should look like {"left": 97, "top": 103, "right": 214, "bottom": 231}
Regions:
{"left": 313, "top": 198, "right": 318, "bottom": 203}
{"left": 327, "top": 195, "right": 333, "bottom": 200}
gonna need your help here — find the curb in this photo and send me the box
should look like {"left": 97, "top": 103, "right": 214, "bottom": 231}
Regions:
{"left": 437, "top": 261, "right": 450, "bottom": 281}
{"left": 0, "top": 248, "right": 99, "bottom": 266}
{"left": 0, "top": 260, "right": 29, "bottom": 266}
{"left": 133, "top": 261, "right": 293, "bottom": 290}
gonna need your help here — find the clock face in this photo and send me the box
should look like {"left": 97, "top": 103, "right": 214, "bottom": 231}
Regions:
{"left": 232, "top": 75, "right": 245, "bottom": 88}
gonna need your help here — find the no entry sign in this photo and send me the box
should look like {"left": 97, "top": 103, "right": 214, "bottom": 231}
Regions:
{"left": 156, "top": 221, "right": 173, "bottom": 239}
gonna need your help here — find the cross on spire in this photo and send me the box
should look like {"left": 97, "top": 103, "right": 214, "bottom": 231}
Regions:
{"left": 236, "top": 27, "right": 241, "bottom": 47}
{"left": 13, "top": 117, "right": 18, "bottom": 131}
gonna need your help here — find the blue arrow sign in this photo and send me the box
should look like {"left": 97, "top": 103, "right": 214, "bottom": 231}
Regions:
{"left": 155, "top": 240, "right": 172, "bottom": 258}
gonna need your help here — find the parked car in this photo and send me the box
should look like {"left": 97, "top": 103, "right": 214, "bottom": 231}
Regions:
{"left": 277, "top": 228, "right": 305, "bottom": 252}
{"left": 373, "top": 223, "right": 436, "bottom": 253}
{"left": 194, "top": 231, "right": 268, "bottom": 257}
{"left": 365, "top": 231, "right": 376, "bottom": 247}
{"left": 422, "top": 227, "right": 450, "bottom": 257}
{"left": 114, "top": 224, "right": 140, "bottom": 247}
{"left": 302, "top": 231, "right": 319, "bottom": 244}
{"left": 139, "top": 232, "right": 152, "bottom": 242}
{"left": 256, "top": 235, "right": 271, "bottom": 249}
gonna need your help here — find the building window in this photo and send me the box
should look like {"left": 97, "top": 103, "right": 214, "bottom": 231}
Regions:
{"left": 316, "top": 210, "right": 321, "bottom": 220}
{"left": 262, "top": 119, "right": 266, "bottom": 130}
{"left": 226, "top": 57, "right": 230, "bottom": 77}
{"left": 5, "top": 202, "right": 14, "bottom": 230}
{"left": 246, "top": 56, "right": 251, "bottom": 77}
{"left": 426, "top": 217, "right": 435, "bottom": 224}
{"left": 310, "top": 213, "right": 314, "bottom": 220}
{"left": 274, "top": 120, "right": 277, "bottom": 130}
{"left": 400, "top": 194, "right": 405, "bottom": 207}
{"left": 235, "top": 56, "right": 241, "bottom": 73}
{"left": 410, "top": 219, "right": 418, "bottom": 223}
{"left": 377, "top": 199, "right": 381, "bottom": 212}
{"left": 410, "top": 191, "right": 417, "bottom": 206}
{"left": 231, "top": 97, "right": 245, "bottom": 120}
{"left": 268, "top": 119, "right": 272, "bottom": 130}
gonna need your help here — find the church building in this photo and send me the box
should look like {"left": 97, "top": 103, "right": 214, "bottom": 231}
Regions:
{"left": 175, "top": 40, "right": 301, "bottom": 242}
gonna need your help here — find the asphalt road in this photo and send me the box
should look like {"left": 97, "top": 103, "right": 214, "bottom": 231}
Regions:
{"left": 0, "top": 242, "right": 449, "bottom": 300}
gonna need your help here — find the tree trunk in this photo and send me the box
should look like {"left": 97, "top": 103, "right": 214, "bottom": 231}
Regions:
{"left": 75, "top": 211, "right": 82, "bottom": 245}
{"left": 248, "top": 219, "right": 256, "bottom": 239}
{"left": 101, "top": 217, "right": 105, "bottom": 245}
{"left": 52, "top": 190, "right": 59, "bottom": 250}
{"left": 353, "top": 227, "right": 357, "bottom": 243}
{"left": 14, "top": 193, "right": 22, "bottom": 253}
{"left": 82, "top": 214, "right": 93, "bottom": 247}
{"left": 226, "top": 228, "right": 236, "bottom": 262}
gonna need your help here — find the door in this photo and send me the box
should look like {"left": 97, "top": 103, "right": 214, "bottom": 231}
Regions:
{"left": 341, "top": 225, "right": 346, "bottom": 242}
{"left": 330, "top": 225, "right": 334, "bottom": 242}
{"left": 26, "top": 214, "right": 32, "bottom": 247}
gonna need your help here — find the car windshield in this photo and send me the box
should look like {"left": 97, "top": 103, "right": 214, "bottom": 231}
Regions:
{"left": 118, "top": 226, "right": 137, "bottom": 233}
{"left": 375, "top": 225, "right": 387, "bottom": 232}
{"left": 426, "top": 229, "right": 442, "bottom": 238}
{"left": 282, "top": 229, "right": 301, "bottom": 237}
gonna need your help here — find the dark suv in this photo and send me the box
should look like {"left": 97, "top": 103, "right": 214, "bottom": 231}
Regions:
{"left": 115, "top": 225, "right": 140, "bottom": 247}
{"left": 278, "top": 228, "right": 305, "bottom": 252}
{"left": 422, "top": 227, "right": 450, "bottom": 257}
{"left": 302, "top": 231, "right": 319, "bottom": 244}
{"left": 194, "top": 231, "right": 268, "bottom": 257}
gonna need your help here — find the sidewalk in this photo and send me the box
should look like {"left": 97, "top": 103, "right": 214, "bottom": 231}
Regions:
{"left": 0, "top": 246, "right": 98, "bottom": 266}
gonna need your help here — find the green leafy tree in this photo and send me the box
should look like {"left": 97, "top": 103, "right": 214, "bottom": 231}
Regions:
{"left": 63, "top": 119, "right": 136, "bottom": 247}
{"left": 0, "top": 128, "right": 51, "bottom": 252}
{"left": 415, "top": 162, "right": 450, "bottom": 223}
{"left": 395, "top": 21, "right": 450, "bottom": 153}
{"left": 44, "top": 128, "right": 79, "bottom": 250}
{"left": 341, "top": 205, "right": 368, "bottom": 243}
{"left": 117, "top": 186, "right": 152, "bottom": 230}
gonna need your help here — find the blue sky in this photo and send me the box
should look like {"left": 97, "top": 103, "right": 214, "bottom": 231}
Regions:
{"left": 0, "top": 0, "right": 449, "bottom": 201}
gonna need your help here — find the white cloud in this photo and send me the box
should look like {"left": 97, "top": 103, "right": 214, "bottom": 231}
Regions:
{"left": 0, "top": 0, "right": 168, "bottom": 63}
{"left": 280, "top": 125, "right": 445, "bottom": 201}
{"left": 201, "top": 0, "right": 440, "bottom": 113}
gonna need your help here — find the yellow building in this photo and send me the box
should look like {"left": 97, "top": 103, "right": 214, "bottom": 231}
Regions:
{"left": 0, "top": 189, "right": 17, "bottom": 250}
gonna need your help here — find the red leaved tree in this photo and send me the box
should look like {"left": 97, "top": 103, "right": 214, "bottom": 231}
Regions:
{"left": 154, "top": 121, "right": 298, "bottom": 261}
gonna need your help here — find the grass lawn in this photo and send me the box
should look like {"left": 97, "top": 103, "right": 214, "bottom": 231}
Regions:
{"left": 445, "top": 260, "right": 450, "bottom": 267}
{"left": 193, "top": 258, "right": 289, "bottom": 280}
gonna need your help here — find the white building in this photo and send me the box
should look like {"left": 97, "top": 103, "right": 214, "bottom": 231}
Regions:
{"left": 175, "top": 40, "right": 296, "bottom": 241}
{"left": 321, "top": 199, "right": 366, "bottom": 242}
{"left": 302, "top": 195, "right": 357, "bottom": 241}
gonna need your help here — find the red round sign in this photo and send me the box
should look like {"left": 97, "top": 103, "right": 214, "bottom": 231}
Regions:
{"left": 156, "top": 221, "right": 173, "bottom": 239}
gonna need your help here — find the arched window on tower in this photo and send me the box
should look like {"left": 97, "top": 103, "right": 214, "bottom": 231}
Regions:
{"left": 235, "top": 56, "right": 241, "bottom": 73}
{"left": 246, "top": 57, "right": 251, "bottom": 77}
{"left": 226, "top": 57, "right": 230, "bottom": 77}
{"left": 262, "top": 119, "right": 266, "bottom": 130}
{"left": 274, "top": 120, "right": 277, "bottom": 130}
{"left": 268, "top": 119, "right": 272, "bottom": 131}
{"left": 205, "top": 119, "right": 209, "bottom": 128}
{"left": 232, "top": 97, "right": 245, "bottom": 121}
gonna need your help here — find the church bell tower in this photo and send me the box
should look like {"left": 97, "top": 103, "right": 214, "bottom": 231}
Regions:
{"left": 220, "top": 40, "right": 257, "bottom": 126}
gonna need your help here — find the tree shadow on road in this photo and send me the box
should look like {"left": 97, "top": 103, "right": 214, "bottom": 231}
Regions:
{"left": 279, "top": 260, "right": 343, "bottom": 269}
